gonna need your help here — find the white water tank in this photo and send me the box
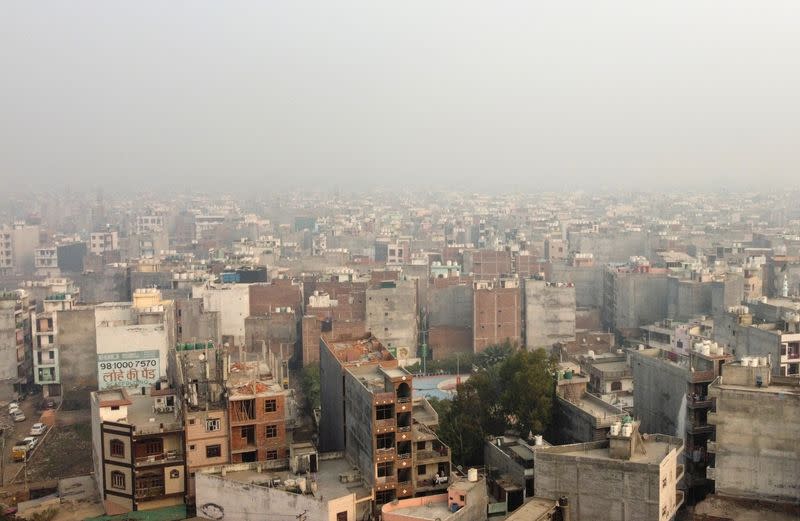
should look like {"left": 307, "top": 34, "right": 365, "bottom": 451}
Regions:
{"left": 741, "top": 357, "right": 751, "bottom": 366}
{"left": 534, "top": 435, "right": 543, "bottom": 446}
{"left": 702, "top": 344, "right": 711, "bottom": 356}
{"left": 610, "top": 422, "right": 621, "bottom": 436}
{"left": 750, "top": 358, "right": 759, "bottom": 367}
{"left": 468, "top": 468, "right": 478, "bottom": 482}
{"left": 621, "top": 423, "right": 632, "bottom": 437}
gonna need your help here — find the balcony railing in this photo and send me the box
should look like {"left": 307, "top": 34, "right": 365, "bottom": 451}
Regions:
{"left": 375, "top": 475, "right": 397, "bottom": 485}
{"left": 135, "top": 450, "right": 183, "bottom": 467}
{"left": 396, "top": 451, "right": 412, "bottom": 460}
{"left": 375, "top": 419, "right": 396, "bottom": 431}
{"left": 416, "top": 448, "right": 450, "bottom": 462}
{"left": 397, "top": 425, "right": 412, "bottom": 433}
{"left": 397, "top": 396, "right": 412, "bottom": 404}
{"left": 686, "top": 419, "right": 714, "bottom": 434}
{"left": 374, "top": 392, "right": 395, "bottom": 404}
{"left": 688, "top": 370, "right": 716, "bottom": 383}
{"left": 134, "top": 421, "right": 183, "bottom": 435}
{"left": 376, "top": 447, "right": 396, "bottom": 460}
{"left": 135, "top": 486, "right": 165, "bottom": 500}
{"left": 687, "top": 395, "right": 714, "bottom": 409}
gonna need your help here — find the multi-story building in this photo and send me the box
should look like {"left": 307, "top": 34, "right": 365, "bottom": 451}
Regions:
{"left": 631, "top": 341, "right": 732, "bottom": 503}
{"left": 34, "top": 246, "right": 59, "bottom": 277}
{"left": 195, "top": 454, "right": 372, "bottom": 521}
{"left": 0, "top": 291, "right": 34, "bottom": 400}
{"left": 136, "top": 214, "right": 165, "bottom": 234}
{"left": 319, "top": 334, "right": 450, "bottom": 507}
{"left": 90, "top": 231, "right": 119, "bottom": 255}
{"left": 31, "top": 290, "right": 80, "bottom": 396}
{"left": 366, "top": 278, "right": 418, "bottom": 360}
{"left": 225, "top": 351, "right": 295, "bottom": 464}
{"left": 192, "top": 282, "right": 250, "bottom": 347}
{"left": 170, "top": 341, "right": 229, "bottom": 501}
{"left": 707, "top": 358, "right": 800, "bottom": 504}
{"left": 0, "top": 227, "right": 13, "bottom": 276}
{"left": 473, "top": 278, "right": 522, "bottom": 353}
{"left": 524, "top": 277, "right": 576, "bottom": 350}
{"left": 91, "top": 387, "right": 185, "bottom": 514}
{"left": 95, "top": 289, "right": 175, "bottom": 391}
{"left": 534, "top": 420, "right": 685, "bottom": 521}
{"left": 550, "top": 362, "right": 627, "bottom": 444}
{"left": 715, "top": 298, "right": 800, "bottom": 376}
{"left": 603, "top": 258, "right": 669, "bottom": 337}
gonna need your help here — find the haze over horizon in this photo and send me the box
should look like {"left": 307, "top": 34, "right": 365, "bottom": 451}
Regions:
{"left": 2, "top": 1, "right": 799, "bottom": 193}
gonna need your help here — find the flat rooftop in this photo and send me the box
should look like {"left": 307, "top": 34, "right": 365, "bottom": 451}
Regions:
{"left": 541, "top": 435, "right": 682, "bottom": 466}
{"left": 505, "top": 497, "right": 558, "bottom": 521}
{"left": 208, "top": 457, "right": 371, "bottom": 501}
{"left": 126, "top": 390, "right": 180, "bottom": 427}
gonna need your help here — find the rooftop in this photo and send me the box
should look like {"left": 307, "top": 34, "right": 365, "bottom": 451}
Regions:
{"left": 505, "top": 497, "right": 559, "bottom": 521}
{"left": 539, "top": 433, "right": 683, "bottom": 466}
{"left": 203, "top": 457, "right": 371, "bottom": 501}
{"left": 324, "top": 334, "right": 395, "bottom": 365}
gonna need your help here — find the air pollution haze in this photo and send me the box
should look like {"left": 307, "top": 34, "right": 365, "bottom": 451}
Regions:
{"left": 1, "top": 1, "right": 799, "bottom": 193}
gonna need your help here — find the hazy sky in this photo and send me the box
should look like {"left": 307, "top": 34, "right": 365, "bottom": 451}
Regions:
{"left": 2, "top": 2, "right": 799, "bottom": 193}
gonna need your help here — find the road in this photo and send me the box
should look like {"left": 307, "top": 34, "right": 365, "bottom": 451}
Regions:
{"left": 0, "top": 397, "right": 44, "bottom": 487}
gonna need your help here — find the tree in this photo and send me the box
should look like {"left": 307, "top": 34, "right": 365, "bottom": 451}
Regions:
{"left": 300, "top": 363, "right": 320, "bottom": 415}
{"left": 474, "top": 339, "right": 517, "bottom": 370}
{"left": 498, "top": 349, "right": 556, "bottom": 436}
{"left": 436, "top": 383, "right": 487, "bottom": 467}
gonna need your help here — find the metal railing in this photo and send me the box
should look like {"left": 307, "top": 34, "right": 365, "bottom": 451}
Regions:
{"left": 135, "top": 450, "right": 183, "bottom": 467}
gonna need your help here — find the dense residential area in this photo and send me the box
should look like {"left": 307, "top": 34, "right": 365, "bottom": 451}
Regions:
{"left": 0, "top": 191, "right": 798, "bottom": 521}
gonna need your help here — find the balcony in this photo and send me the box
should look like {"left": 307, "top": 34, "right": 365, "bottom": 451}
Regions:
{"left": 374, "top": 392, "right": 395, "bottom": 404}
{"left": 686, "top": 419, "right": 714, "bottom": 435}
{"left": 375, "top": 419, "right": 396, "bottom": 431}
{"left": 135, "top": 450, "right": 183, "bottom": 467}
{"left": 375, "top": 447, "right": 396, "bottom": 461}
{"left": 396, "top": 451, "right": 412, "bottom": 461}
{"left": 688, "top": 369, "right": 716, "bottom": 383}
{"left": 135, "top": 486, "right": 165, "bottom": 500}
{"left": 416, "top": 447, "right": 450, "bottom": 463}
{"left": 687, "top": 395, "right": 714, "bottom": 409}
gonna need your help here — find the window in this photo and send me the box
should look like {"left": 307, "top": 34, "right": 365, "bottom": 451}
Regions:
{"left": 110, "top": 405, "right": 120, "bottom": 411}
{"left": 377, "top": 462, "right": 393, "bottom": 478}
{"left": 111, "top": 471, "right": 125, "bottom": 490}
{"left": 417, "top": 465, "right": 426, "bottom": 475}
{"left": 189, "top": 419, "right": 196, "bottom": 425}
{"left": 205, "top": 418, "right": 221, "bottom": 431}
{"left": 416, "top": 441, "right": 425, "bottom": 450}
{"left": 170, "top": 469, "right": 180, "bottom": 479}
{"left": 266, "top": 450, "right": 278, "bottom": 460}
{"left": 206, "top": 444, "right": 222, "bottom": 458}
{"left": 265, "top": 400, "right": 277, "bottom": 413}
{"left": 266, "top": 424, "right": 278, "bottom": 438}
{"left": 110, "top": 439, "right": 125, "bottom": 458}
{"left": 611, "top": 381, "right": 622, "bottom": 392}
{"left": 189, "top": 444, "right": 196, "bottom": 451}
{"left": 144, "top": 439, "right": 163, "bottom": 455}
{"left": 336, "top": 512, "right": 348, "bottom": 521}
{"left": 376, "top": 404, "right": 394, "bottom": 420}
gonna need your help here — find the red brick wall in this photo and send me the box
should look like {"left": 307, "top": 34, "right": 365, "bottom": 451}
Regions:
{"left": 429, "top": 326, "right": 473, "bottom": 359}
{"left": 249, "top": 280, "right": 303, "bottom": 316}
{"left": 473, "top": 286, "right": 521, "bottom": 352}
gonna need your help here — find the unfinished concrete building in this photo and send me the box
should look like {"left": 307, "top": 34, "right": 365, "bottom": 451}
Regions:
{"left": 524, "top": 277, "right": 576, "bottom": 350}
{"left": 707, "top": 360, "right": 800, "bottom": 504}
{"left": 535, "top": 421, "right": 685, "bottom": 521}
{"left": 602, "top": 259, "right": 669, "bottom": 337}
{"left": 366, "top": 278, "right": 418, "bottom": 360}
{"left": 225, "top": 351, "right": 295, "bottom": 464}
